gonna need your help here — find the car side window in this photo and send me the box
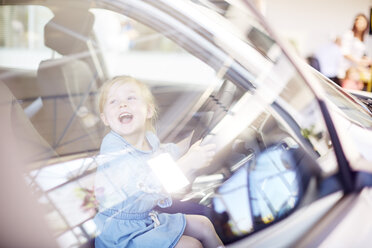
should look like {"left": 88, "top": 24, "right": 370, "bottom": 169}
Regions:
{"left": 0, "top": 3, "right": 341, "bottom": 248}
{"left": 90, "top": 8, "right": 223, "bottom": 142}
{"left": 0, "top": 5, "right": 224, "bottom": 247}
{"left": 0, "top": 6, "right": 56, "bottom": 69}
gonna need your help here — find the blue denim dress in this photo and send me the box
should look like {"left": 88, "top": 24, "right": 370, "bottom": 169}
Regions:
{"left": 94, "top": 131, "right": 186, "bottom": 248}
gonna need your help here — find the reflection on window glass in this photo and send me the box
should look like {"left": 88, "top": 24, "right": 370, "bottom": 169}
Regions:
{"left": 91, "top": 8, "right": 214, "bottom": 85}
{"left": 1, "top": 1, "right": 342, "bottom": 247}
{"left": 28, "top": 157, "right": 97, "bottom": 247}
{"left": 0, "top": 6, "right": 54, "bottom": 69}
{"left": 92, "top": 8, "right": 182, "bottom": 53}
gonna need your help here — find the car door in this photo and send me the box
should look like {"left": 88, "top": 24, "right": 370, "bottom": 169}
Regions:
{"left": 1, "top": 0, "right": 371, "bottom": 247}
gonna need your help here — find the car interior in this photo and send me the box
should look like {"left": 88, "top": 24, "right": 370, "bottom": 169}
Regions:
{"left": 0, "top": 1, "right": 333, "bottom": 247}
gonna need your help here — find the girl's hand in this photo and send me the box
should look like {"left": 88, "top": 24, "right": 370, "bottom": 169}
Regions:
{"left": 178, "top": 140, "right": 217, "bottom": 173}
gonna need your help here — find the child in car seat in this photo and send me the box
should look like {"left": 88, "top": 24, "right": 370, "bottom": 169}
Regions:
{"left": 94, "top": 75, "right": 223, "bottom": 248}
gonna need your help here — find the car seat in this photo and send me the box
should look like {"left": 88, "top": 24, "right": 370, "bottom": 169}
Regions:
{"left": 0, "top": 81, "right": 56, "bottom": 164}
{"left": 36, "top": 9, "right": 102, "bottom": 156}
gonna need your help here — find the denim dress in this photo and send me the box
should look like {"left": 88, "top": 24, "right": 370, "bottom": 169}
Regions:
{"left": 94, "top": 131, "right": 186, "bottom": 248}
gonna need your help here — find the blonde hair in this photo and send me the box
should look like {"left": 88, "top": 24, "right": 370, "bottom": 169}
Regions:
{"left": 98, "top": 76, "right": 158, "bottom": 132}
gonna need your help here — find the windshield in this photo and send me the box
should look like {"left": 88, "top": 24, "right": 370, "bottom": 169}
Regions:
{"left": 179, "top": 0, "right": 338, "bottom": 172}
{"left": 313, "top": 70, "right": 372, "bottom": 128}
{"left": 0, "top": 0, "right": 344, "bottom": 247}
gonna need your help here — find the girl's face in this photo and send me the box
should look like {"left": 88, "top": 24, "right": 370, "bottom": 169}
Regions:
{"left": 100, "top": 82, "right": 153, "bottom": 138}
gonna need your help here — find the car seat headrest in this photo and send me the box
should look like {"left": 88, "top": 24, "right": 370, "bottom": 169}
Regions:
{"left": 44, "top": 10, "right": 94, "bottom": 55}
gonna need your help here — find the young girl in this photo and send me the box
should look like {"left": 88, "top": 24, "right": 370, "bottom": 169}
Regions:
{"left": 94, "top": 76, "right": 223, "bottom": 248}
{"left": 341, "top": 67, "right": 364, "bottom": 90}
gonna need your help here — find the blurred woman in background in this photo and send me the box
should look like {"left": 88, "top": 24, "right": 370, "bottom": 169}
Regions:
{"left": 338, "top": 13, "right": 372, "bottom": 84}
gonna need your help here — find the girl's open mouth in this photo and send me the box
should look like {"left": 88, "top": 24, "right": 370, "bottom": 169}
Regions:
{"left": 119, "top": 112, "right": 133, "bottom": 124}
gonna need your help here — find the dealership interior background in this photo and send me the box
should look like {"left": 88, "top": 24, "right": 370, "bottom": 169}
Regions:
{"left": 256, "top": 0, "right": 372, "bottom": 58}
